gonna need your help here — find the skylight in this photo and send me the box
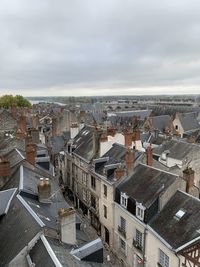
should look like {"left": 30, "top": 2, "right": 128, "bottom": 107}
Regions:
{"left": 175, "top": 209, "right": 185, "bottom": 219}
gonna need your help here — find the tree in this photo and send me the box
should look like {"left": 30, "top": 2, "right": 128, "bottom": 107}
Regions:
{"left": 0, "top": 94, "right": 31, "bottom": 109}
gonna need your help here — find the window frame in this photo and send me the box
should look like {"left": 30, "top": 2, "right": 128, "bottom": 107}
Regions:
{"left": 159, "top": 249, "right": 169, "bottom": 267}
{"left": 120, "top": 192, "right": 128, "bottom": 209}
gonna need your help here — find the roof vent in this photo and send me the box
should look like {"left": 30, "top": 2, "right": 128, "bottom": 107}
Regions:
{"left": 175, "top": 209, "right": 185, "bottom": 219}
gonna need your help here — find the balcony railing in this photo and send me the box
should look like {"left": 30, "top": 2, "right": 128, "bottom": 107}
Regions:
{"left": 118, "top": 226, "right": 126, "bottom": 238}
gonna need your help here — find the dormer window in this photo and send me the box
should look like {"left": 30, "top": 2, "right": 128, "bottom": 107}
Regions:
{"left": 136, "top": 202, "right": 145, "bottom": 221}
{"left": 120, "top": 192, "right": 128, "bottom": 209}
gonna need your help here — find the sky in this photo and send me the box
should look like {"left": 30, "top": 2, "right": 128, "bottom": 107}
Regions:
{"left": 1, "top": 0, "right": 200, "bottom": 96}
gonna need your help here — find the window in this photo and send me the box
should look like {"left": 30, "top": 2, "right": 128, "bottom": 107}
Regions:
{"left": 120, "top": 192, "right": 128, "bottom": 209}
{"left": 119, "top": 237, "right": 126, "bottom": 252}
{"left": 103, "top": 184, "right": 107, "bottom": 197}
{"left": 136, "top": 203, "right": 145, "bottom": 221}
{"left": 118, "top": 216, "right": 126, "bottom": 236}
{"left": 83, "top": 189, "right": 87, "bottom": 201}
{"left": 91, "top": 176, "right": 96, "bottom": 190}
{"left": 133, "top": 229, "right": 143, "bottom": 250}
{"left": 159, "top": 249, "right": 169, "bottom": 267}
{"left": 103, "top": 205, "right": 107, "bottom": 218}
{"left": 82, "top": 172, "right": 87, "bottom": 185}
{"left": 91, "top": 195, "right": 96, "bottom": 209}
{"left": 175, "top": 125, "right": 178, "bottom": 130}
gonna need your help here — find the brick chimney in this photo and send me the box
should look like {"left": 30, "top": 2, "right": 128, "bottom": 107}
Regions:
{"left": 124, "top": 132, "right": 133, "bottom": 148}
{"left": 32, "top": 114, "right": 39, "bottom": 129}
{"left": 38, "top": 178, "right": 51, "bottom": 203}
{"left": 11, "top": 104, "right": 17, "bottom": 119}
{"left": 80, "top": 110, "right": 86, "bottom": 123}
{"left": 183, "top": 167, "right": 195, "bottom": 193}
{"left": 146, "top": 145, "right": 153, "bottom": 166}
{"left": 18, "top": 113, "right": 27, "bottom": 133}
{"left": 114, "top": 165, "right": 125, "bottom": 180}
{"left": 0, "top": 157, "right": 10, "bottom": 177}
{"left": 125, "top": 148, "right": 135, "bottom": 175}
{"left": 134, "top": 128, "right": 141, "bottom": 141}
{"left": 52, "top": 116, "right": 59, "bottom": 137}
{"left": 26, "top": 143, "right": 37, "bottom": 165}
{"left": 100, "top": 133, "right": 108, "bottom": 142}
{"left": 58, "top": 207, "right": 76, "bottom": 245}
{"left": 93, "top": 127, "right": 102, "bottom": 156}
{"left": 30, "top": 128, "right": 40, "bottom": 144}
{"left": 16, "top": 128, "right": 26, "bottom": 139}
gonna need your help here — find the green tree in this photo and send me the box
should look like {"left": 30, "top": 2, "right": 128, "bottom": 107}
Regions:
{"left": 0, "top": 94, "right": 31, "bottom": 109}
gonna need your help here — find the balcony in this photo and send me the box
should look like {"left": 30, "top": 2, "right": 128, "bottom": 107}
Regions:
{"left": 132, "top": 239, "right": 143, "bottom": 252}
{"left": 118, "top": 226, "right": 126, "bottom": 238}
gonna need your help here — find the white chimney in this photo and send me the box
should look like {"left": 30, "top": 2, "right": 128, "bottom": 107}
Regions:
{"left": 58, "top": 207, "right": 76, "bottom": 245}
{"left": 70, "top": 123, "right": 79, "bottom": 139}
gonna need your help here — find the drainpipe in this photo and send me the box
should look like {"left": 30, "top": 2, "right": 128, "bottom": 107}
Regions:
{"left": 143, "top": 227, "right": 148, "bottom": 267}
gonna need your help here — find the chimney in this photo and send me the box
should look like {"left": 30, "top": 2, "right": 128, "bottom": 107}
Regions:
{"left": 52, "top": 116, "right": 58, "bottom": 137}
{"left": 183, "top": 167, "right": 195, "bottom": 193}
{"left": 134, "top": 128, "right": 141, "bottom": 141}
{"left": 80, "top": 110, "right": 86, "bottom": 123}
{"left": 100, "top": 133, "right": 108, "bottom": 143}
{"left": 26, "top": 143, "right": 37, "bottom": 165}
{"left": 124, "top": 132, "right": 133, "bottom": 148}
{"left": 25, "top": 133, "right": 33, "bottom": 145}
{"left": 18, "top": 113, "right": 27, "bottom": 133}
{"left": 146, "top": 145, "right": 153, "bottom": 166}
{"left": 114, "top": 165, "right": 125, "bottom": 180}
{"left": 125, "top": 148, "right": 135, "bottom": 175}
{"left": 0, "top": 157, "right": 11, "bottom": 177}
{"left": 16, "top": 128, "right": 26, "bottom": 139}
{"left": 32, "top": 114, "right": 39, "bottom": 129}
{"left": 93, "top": 127, "right": 102, "bottom": 156}
{"left": 58, "top": 207, "right": 76, "bottom": 245}
{"left": 11, "top": 104, "right": 17, "bottom": 119}
{"left": 70, "top": 123, "right": 79, "bottom": 139}
{"left": 38, "top": 178, "right": 51, "bottom": 203}
{"left": 30, "top": 128, "right": 40, "bottom": 144}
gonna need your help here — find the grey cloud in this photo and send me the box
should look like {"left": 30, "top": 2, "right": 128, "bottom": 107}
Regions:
{"left": 0, "top": 0, "right": 200, "bottom": 95}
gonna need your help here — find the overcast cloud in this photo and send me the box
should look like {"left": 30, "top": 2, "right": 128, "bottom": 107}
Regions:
{"left": 0, "top": 0, "right": 200, "bottom": 96}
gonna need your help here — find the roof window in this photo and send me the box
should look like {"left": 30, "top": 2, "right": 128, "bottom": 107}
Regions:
{"left": 175, "top": 209, "right": 185, "bottom": 219}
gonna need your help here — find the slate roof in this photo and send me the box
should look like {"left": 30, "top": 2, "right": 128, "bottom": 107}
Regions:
{"left": 0, "top": 109, "right": 17, "bottom": 132}
{"left": 117, "top": 164, "right": 178, "bottom": 208}
{"left": 95, "top": 143, "right": 142, "bottom": 181}
{"left": 47, "top": 237, "right": 108, "bottom": 267}
{"left": 29, "top": 236, "right": 55, "bottom": 267}
{"left": 73, "top": 126, "right": 95, "bottom": 162}
{"left": 178, "top": 112, "right": 200, "bottom": 132}
{"left": 149, "top": 115, "right": 172, "bottom": 132}
{"left": 153, "top": 139, "right": 200, "bottom": 160}
{"left": 0, "top": 194, "right": 41, "bottom": 266}
{"left": 0, "top": 135, "right": 25, "bottom": 154}
{"left": 149, "top": 190, "right": 200, "bottom": 250}
{"left": 2, "top": 148, "right": 25, "bottom": 167}
{"left": 50, "top": 135, "right": 66, "bottom": 155}
{"left": 108, "top": 109, "right": 151, "bottom": 119}
{"left": 0, "top": 188, "right": 17, "bottom": 215}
